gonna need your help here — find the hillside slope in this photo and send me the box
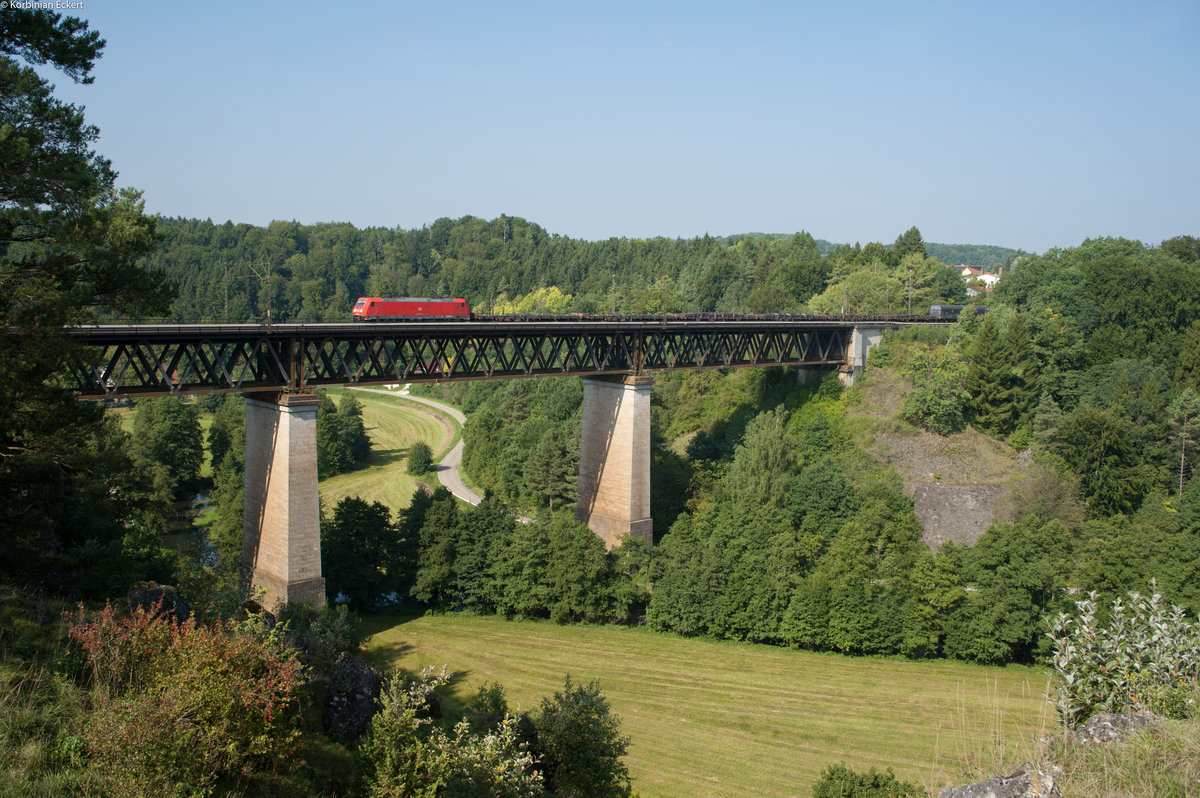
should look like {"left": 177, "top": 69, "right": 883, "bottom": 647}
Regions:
{"left": 846, "top": 366, "right": 1027, "bottom": 548}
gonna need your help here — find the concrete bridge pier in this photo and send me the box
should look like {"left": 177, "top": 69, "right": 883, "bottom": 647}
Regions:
{"left": 242, "top": 393, "right": 326, "bottom": 611}
{"left": 576, "top": 375, "right": 653, "bottom": 549}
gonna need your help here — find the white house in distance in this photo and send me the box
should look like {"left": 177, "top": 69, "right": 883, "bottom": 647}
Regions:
{"left": 952, "top": 265, "right": 1001, "bottom": 295}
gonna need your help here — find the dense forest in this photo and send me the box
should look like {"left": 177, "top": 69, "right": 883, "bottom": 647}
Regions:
{"left": 142, "top": 215, "right": 989, "bottom": 322}
{"left": 708, "top": 233, "right": 1016, "bottom": 269}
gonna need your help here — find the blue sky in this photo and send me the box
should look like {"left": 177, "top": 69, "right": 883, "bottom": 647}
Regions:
{"left": 47, "top": 0, "right": 1199, "bottom": 252}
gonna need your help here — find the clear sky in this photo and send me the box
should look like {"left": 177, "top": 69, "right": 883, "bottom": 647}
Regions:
{"left": 46, "top": 0, "right": 1199, "bottom": 253}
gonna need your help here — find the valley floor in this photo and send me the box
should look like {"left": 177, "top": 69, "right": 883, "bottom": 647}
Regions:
{"left": 362, "top": 613, "right": 1051, "bottom": 798}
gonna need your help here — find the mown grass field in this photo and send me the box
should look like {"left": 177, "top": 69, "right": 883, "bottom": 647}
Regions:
{"left": 362, "top": 613, "right": 1053, "bottom": 798}
{"left": 318, "top": 388, "right": 456, "bottom": 514}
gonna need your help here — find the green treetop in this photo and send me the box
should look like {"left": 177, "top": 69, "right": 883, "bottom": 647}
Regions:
{"left": 893, "top": 225, "right": 927, "bottom": 261}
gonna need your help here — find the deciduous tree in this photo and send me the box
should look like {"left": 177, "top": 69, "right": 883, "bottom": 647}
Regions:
{"left": 535, "top": 677, "right": 631, "bottom": 798}
{"left": 131, "top": 397, "right": 203, "bottom": 497}
{"left": 1176, "top": 320, "right": 1200, "bottom": 391}
{"left": 406, "top": 440, "right": 433, "bottom": 475}
{"left": 1054, "top": 404, "right": 1159, "bottom": 516}
{"left": 902, "top": 346, "right": 970, "bottom": 435}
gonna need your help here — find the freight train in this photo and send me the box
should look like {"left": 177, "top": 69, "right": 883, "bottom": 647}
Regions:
{"left": 928, "top": 304, "right": 988, "bottom": 319}
{"left": 352, "top": 296, "right": 981, "bottom": 323}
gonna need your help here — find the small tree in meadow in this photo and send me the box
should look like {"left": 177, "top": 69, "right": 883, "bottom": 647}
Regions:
{"left": 407, "top": 440, "right": 434, "bottom": 476}
{"left": 534, "top": 676, "right": 631, "bottom": 798}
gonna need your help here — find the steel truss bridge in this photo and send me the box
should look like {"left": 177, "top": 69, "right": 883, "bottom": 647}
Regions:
{"left": 67, "top": 316, "right": 937, "bottom": 400}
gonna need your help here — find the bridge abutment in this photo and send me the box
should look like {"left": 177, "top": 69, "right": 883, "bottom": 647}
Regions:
{"left": 242, "top": 393, "right": 325, "bottom": 611}
{"left": 576, "top": 375, "right": 653, "bottom": 549}
{"left": 839, "top": 327, "right": 886, "bottom": 386}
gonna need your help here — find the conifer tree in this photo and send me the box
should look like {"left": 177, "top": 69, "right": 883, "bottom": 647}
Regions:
{"left": 1168, "top": 388, "right": 1200, "bottom": 498}
{"left": 966, "top": 314, "right": 1010, "bottom": 435}
{"left": 893, "top": 226, "right": 927, "bottom": 261}
{"left": 1176, "top": 320, "right": 1200, "bottom": 391}
{"left": 321, "top": 497, "right": 399, "bottom": 610}
{"left": 131, "top": 397, "right": 203, "bottom": 497}
{"left": 410, "top": 488, "right": 460, "bottom": 605}
{"left": 1032, "top": 392, "right": 1063, "bottom": 450}
{"left": 0, "top": 9, "right": 174, "bottom": 590}
{"left": 524, "top": 429, "right": 577, "bottom": 512}
{"left": 1001, "top": 312, "right": 1037, "bottom": 431}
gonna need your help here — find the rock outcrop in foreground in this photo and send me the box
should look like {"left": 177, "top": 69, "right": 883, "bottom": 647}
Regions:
{"left": 938, "top": 765, "right": 1061, "bottom": 798}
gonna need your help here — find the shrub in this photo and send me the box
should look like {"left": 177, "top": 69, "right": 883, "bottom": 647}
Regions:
{"left": 407, "top": 441, "right": 434, "bottom": 475}
{"left": 900, "top": 347, "right": 970, "bottom": 435}
{"left": 68, "top": 604, "right": 306, "bottom": 797}
{"left": 358, "top": 667, "right": 541, "bottom": 798}
{"left": 1046, "top": 584, "right": 1200, "bottom": 728}
{"left": 469, "top": 681, "right": 509, "bottom": 715}
{"left": 811, "top": 763, "right": 923, "bottom": 797}
{"left": 534, "top": 676, "right": 630, "bottom": 798}
{"left": 278, "top": 602, "right": 364, "bottom": 677}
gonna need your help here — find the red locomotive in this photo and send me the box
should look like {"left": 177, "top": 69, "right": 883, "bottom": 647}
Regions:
{"left": 352, "top": 297, "right": 471, "bottom": 321}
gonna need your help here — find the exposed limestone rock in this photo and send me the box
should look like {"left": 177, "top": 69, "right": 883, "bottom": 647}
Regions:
{"left": 127, "top": 581, "right": 191, "bottom": 623}
{"left": 1073, "top": 711, "right": 1158, "bottom": 745}
{"left": 323, "top": 654, "right": 383, "bottom": 742}
{"left": 914, "top": 484, "right": 1005, "bottom": 547}
{"left": 938, "top": 765, "right": 1061, "bottom": 798}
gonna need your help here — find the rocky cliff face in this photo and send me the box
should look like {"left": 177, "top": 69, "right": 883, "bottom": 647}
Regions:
{"left": 913, "top": 484, "right": 1007, "bottom": 547}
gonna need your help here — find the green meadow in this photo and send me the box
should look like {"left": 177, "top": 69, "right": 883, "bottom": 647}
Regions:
{"left": 362, "top": 613, "right": 1052, "bottom": 798}
{"left": 318, "top": 387, "right": 456, "bottom": 514}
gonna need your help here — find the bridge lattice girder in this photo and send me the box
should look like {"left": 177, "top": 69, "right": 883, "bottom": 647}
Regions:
{"left": 66, "top": 320, "right": 866, "bottom": 399}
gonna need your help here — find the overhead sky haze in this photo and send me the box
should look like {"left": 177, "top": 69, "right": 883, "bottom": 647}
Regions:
{"left": 46, "top": 0, "right": 1199, "bottom": 253}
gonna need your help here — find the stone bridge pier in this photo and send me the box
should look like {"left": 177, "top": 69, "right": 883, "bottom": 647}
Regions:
{"left": 242, "top": 393, "right": 325, "bottom": 611}
{"left": 575, "top": 375, "right": 654, "bottom": 549}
